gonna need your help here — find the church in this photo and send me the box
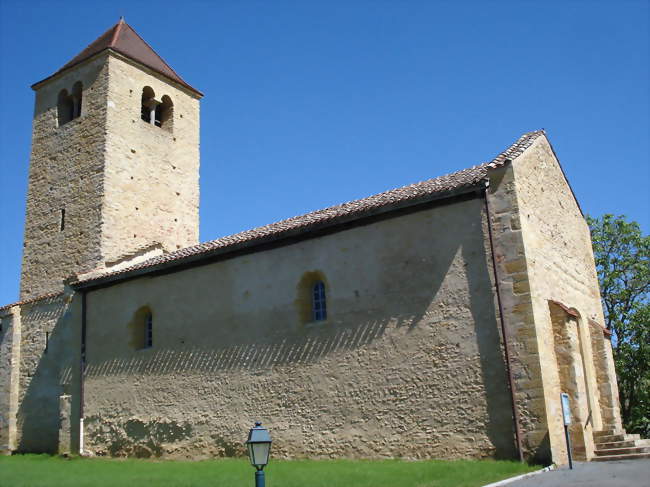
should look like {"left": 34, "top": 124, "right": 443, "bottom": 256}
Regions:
{"left": 0, "top": 20, "right": 630, "bottom": 464}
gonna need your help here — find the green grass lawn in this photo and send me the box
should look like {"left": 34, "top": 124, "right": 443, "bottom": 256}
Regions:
{"left": 0, "top": 455, "right": 540, "bottom": 487}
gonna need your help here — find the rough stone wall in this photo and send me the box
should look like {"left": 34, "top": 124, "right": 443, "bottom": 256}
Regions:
{"left": 485, "top": 165, "right": 548, "bottom": 462}
{"left": 20, "top": 51, "right": 201, "bottom": 295}
{"left": 20, "top": 56, "right": 110, "bottom": 299}
{"left": 0, "top": 307, "right": 21, "bottom": 452}
{"left": 0, "top": 295, "right": 75, "bottom": 454}
{"left": 79, "top": 197, "right": 517, "bottom": 459}
{"left": 509, "top": 136, "right": 621, "bottom": 462}
{"left": 100, "top": 53, "right": 200, "bottom": 266}
{"left": 13, "top": 295, "right": 74, "bottom": 453}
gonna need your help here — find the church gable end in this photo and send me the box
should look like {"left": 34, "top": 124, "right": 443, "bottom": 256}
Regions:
{"left": 497, "top": 136, "right": 622, "bottom": 463}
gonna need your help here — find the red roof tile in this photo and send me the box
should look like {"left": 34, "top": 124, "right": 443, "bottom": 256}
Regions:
{"left": 0, "top": 291, "right": 65, "bottom": 312}
{"left": 33, "top": 19, "right": 202, "bottom": 96}
{"left": 71, "top": 130, "right": 546, "bottom": 290}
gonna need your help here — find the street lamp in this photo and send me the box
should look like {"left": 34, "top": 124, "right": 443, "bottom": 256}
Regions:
{"left": 246, "top": 421, "right": 272, "bottom": 487}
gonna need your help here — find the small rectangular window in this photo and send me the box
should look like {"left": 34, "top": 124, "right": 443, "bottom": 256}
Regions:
{"left": 60, "top": 209, "right": 65, "bottom": 231}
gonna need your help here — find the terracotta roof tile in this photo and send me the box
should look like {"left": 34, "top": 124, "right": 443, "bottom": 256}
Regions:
{"left": 0, "top": 291, "right": 65, "bottom": 313}
{"left": 33, "top": 19, "right": 202, "bottom": 96}
{"left": 71, "top": 130, "right": 545, "bottom": 289}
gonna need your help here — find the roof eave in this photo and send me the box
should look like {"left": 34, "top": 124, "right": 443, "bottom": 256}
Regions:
{"left": 108, "top": 49, "right": 203, "bottom": 97}
{"left": 70, "top": 130, "right": 546, "bottom": 292}
{"left": 31, "top": 50, "right": 109, "bottom": 90}
{"left": 0, "top": 291, "right": 65, "bottom": 313}
{"left": 72, "top": 182, "right": 486, "bottom": 292}
{"left": 30, "top": 48, "right": 203, "bottom": 98}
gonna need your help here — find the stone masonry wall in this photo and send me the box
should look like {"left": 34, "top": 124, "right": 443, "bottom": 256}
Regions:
{"left": 510, "top": 136, "right": 621, "bottom": 462}
{"left": 79, "top": 197, "right": 517, "bottom": 459}
{"left": 1, "top": 294, "right": 75, "bottom": 454}
{"left": 21, "top": 51, "right": 201, "bottom": 295}
{"left": 0, "top": 307, "right": 20, "bottom": 452}
{"left": 100, "top": 53, "right": 200, "bottom": 267}
{"left": 486, "top": 165, "right": 549, "bottom": 462}
{"left": 20, "top": 56, "right": 110, "bottom": 299}
{"left": 14, "top": 295, "right": 73, "bottom": 453}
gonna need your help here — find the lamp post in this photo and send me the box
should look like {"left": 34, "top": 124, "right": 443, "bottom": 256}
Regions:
{"left": 246, "top": 422, "right": 272, "bottom": 487}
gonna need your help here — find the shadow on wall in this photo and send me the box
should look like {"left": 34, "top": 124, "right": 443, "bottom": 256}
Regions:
{"left": 0, "top": 315, "right": 13, "bottom": 450}
{"left": 84, "top": 207, "right": 480, "bottom": 378}
{"left": 85, "top": 317, "right": 399, "bottom": 378}
{"left": 33, "top": 65, "right": 103, "bottom": 118}
{"left": 80, "top": 200, "right": 517, "bottom": 460}
{"left": 16, "top": 297, "right": 73, "bottom": 453}
{"left": 463, "top": 214, "right": 518, "bottom": 460}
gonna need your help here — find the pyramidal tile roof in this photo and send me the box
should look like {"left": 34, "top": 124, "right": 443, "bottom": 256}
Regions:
{"left": 71, "top": 130, "right": 547, "bottom": 290}
{"left": 33, "top": 19, "right": 202, "bottom": 96}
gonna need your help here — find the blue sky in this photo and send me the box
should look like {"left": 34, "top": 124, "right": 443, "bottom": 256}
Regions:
{"left": 0, "top": 0, "right": 648, "bottom": 306}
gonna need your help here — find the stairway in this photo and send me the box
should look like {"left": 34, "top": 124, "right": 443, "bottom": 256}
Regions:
{"left": 592, "top": 429, "right": 650, "bottom": 461}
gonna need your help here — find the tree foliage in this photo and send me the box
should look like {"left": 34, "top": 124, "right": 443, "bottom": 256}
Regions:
{"left": 588, "top": 214, "right": 649, "bottom": 435}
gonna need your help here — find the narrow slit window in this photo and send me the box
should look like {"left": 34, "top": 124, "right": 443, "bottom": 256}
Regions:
{"left": 60, "top": 209, "right": 65, "bottom": 231}
{"left": 144, "top": 312, "right": 153, "bottom": 348}
{"left": 312, "top": 281, "right": 327, "bottom": 322}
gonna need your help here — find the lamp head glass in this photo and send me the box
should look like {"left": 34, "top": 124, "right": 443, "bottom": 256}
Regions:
{"left": 246, "top": 422, "right": 272, "bottom": 469}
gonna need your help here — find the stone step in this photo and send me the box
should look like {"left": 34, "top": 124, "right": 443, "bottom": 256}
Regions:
{"left": 594, "top": 433, "right": 640, "bottom": 444}
{"left": 592, "top": 452, "right": 650, "bottom": 462}
{"left": 595, "top": 439, "right": 650, "bottom": 449}
{"left": 594, "top": 446, "right": 650, "bottom": 456}
{"left": 593, "top": 429, "right": 625, "bottom": 437}
{"left": 594, "top": 446, "right": 650, "bottom": 457}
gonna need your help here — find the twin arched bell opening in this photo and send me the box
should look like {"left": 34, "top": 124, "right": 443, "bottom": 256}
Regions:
{"left": 57, "top": 81, "right": 83, "bottom": 126}
{"left": 141, "top": 86, "right": 173, "bottom": 131}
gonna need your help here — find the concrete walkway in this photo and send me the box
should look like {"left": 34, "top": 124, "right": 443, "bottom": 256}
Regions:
{"left": 504, "top": 459, "right": 650, "bottom": 487}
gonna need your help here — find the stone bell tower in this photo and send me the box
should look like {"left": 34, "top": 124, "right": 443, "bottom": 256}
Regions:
{"left": 20, "top": 19, "right": 202, "bottom": 299}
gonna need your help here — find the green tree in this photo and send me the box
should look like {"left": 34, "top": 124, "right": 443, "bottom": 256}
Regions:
{"left": 588, "top": 214, "right": 650, "bottom": 436}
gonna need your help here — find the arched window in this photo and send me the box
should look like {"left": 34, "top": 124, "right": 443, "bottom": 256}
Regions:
{"left": 312, "top": 281, "right": 327, "bottom": 322}
{"left": 158, "top": 95, "right": 173, "bottom": 131}
{"left": 297, "top": 272, "right": 329, "bottom": 324}
{"left": 57, "top": 89, "right": 74, "bottom": 126}
{"left": 130, "top": 306, "right": 153, "bottom": 350}
{"left": 57, "top": 83, "right": 82, "bottom": 127}
{"left": 141, "top": 86, "right": 156, "bottom": 124}
{"left": 140, "top": 88, "right": 173, "bottom": 132}
{"left": 71, "top": 81, "right": 83, "bottom": 119}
